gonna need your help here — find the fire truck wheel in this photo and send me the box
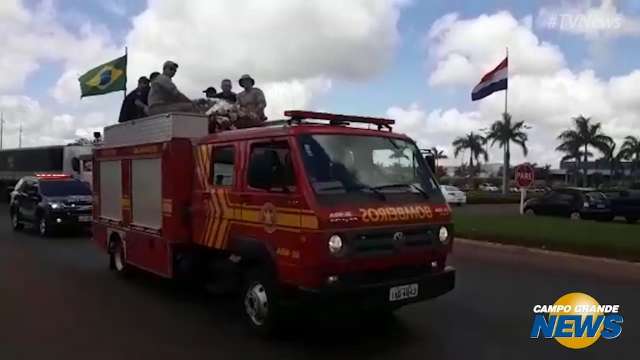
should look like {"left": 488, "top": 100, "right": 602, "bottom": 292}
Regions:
{"left": 110, "top": 240, "right": 129, "bottom": 275}
{"left": 11, "top": 210, "right": 24, "bottom": 231}
{"left": 241, "top": 268, "right": 282, "bottom": 336}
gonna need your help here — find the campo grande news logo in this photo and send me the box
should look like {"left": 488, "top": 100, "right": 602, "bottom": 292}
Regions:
{"left": 530, "top": 292, "right": 623, "bottom": 349}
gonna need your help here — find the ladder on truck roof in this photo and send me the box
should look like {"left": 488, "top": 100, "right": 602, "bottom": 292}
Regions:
{"left": 263, "top": 110, "right": 395, "bottom": 131}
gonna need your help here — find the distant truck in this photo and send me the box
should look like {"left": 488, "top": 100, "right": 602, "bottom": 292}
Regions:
{"left": 0, "top": 145, "right": 94, "bottom": 200}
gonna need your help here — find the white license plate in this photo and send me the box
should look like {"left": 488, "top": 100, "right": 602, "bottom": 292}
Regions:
{"left": 78, "top": 215, "right": 92, "bottom": 222}
{"left": 389, "top": 283, "right": 419, "bottom": 302}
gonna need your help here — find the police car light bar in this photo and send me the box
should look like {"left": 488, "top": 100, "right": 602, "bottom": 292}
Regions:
{"left": 284, "top": 110, "right": 395, "bottom": 130}
{"left": 35, "top": 173, "right": 72, "bottom": 179}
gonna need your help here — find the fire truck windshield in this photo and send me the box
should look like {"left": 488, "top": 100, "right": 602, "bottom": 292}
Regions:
{"left": 298, "top": 134, "right": 438, "bottom": 199}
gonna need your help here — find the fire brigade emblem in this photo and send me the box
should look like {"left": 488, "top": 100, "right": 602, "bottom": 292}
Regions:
{"left": 260, "top": 202, "right": 278, "bottom": 233}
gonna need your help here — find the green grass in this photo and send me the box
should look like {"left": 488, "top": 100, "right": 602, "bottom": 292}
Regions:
{"left": 454, "top": 213, "right": 640, "bottom": 262}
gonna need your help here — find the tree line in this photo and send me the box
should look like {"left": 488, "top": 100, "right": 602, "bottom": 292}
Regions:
{"left": 444, "top": 114, "right": 640, "bottom": 193}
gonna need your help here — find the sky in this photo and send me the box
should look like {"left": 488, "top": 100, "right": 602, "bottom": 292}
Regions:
{"left": 1, "top": 0, "right": 640, "bottom": 168}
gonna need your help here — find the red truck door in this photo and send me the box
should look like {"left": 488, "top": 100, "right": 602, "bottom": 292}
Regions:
{"left": 193, "top": 142, "right": 240, "bottom": 249}
{"left": 237, "top": 139, "right": 305, "bottom": 267}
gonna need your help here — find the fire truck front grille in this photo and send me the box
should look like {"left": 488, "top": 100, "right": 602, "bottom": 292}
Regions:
{"left": 349, "top": 227, "right": 435, "bottom": 256}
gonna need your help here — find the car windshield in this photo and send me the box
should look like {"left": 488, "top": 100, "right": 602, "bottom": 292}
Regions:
{"left": 298, "top": 134, "right": 438, "bottom": 198}
{"left": 39, "top": 180, "right": 91, "bottom": 196}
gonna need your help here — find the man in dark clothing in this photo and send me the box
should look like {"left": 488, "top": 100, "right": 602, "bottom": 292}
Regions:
{"left": 118, "top": 76, "right": 150, "bottom": 122}
{"left": 214, "top": 79, "right": 237, "bottom": 103}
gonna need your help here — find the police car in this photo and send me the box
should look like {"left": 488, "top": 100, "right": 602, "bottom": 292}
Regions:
{"left": 9, "top": 174, "right": 92, "bottom": 236}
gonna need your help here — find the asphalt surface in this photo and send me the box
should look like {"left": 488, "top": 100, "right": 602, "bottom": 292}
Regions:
{"left": 1, "top": 204, "right": 638, "bottom": 360}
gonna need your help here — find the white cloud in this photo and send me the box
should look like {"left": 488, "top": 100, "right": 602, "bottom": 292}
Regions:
{"left": 427, "top": 11, "right": 565, "bottom": 86}
{"left": 3, "top": 0, "right": 405, "bottom": 149}
{"left": 389, "top": 65, "right": 640, "bottom": 168}
{"left": 0, "top": 0, "right": 122, "bottom": 93}
{"left": 537, "top": 0, "right": 640, "bottom": 39}
{"left": 414, "top": 10, "right": 640, "bottom": 168}
{"left": 126, "top": 0, "right": 404, "bottom": 87}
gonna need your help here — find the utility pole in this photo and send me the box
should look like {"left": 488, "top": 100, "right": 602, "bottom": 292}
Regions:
{"left": 18, "top": 118, "right": 22, "bottom": 148}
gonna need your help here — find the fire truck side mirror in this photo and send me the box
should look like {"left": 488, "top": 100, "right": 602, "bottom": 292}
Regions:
{"left": 71, "top": 157, "right": 81, "bottom": 172}
{"left": 424, "top": 154, "right": 436, "bottom": 173}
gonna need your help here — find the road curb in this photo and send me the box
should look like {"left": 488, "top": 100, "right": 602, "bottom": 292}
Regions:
{"left": 455, "top": 237, "right": 640, "bottom": 268}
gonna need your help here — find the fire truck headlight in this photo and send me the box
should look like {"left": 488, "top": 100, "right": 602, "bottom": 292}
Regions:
{"left": 438, "top": 226, "right": 449, "bottom": 244}
{"left": 328, "top": 234, "right": 343, "bottom": 255}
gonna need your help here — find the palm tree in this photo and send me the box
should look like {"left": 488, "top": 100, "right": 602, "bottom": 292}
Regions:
{"left": 485, "top": 112, "right": 529, "bottom": 194}
{"left": 600, "top": 141, "right": 626, "bottom": 182}
{"left": 556, "top": 141, "right": 590, "bottom": 186}
{"left": 557, "top": 116, "right": 612, "bottom": 186}
{"left": 621, "top": 136, "right": 640, "bottom": 179}
{"left": 429, "top": 147, "right": 448, "bottom": 169}
{"left": 452, "top": 132, "right": 488, "bottom": 171}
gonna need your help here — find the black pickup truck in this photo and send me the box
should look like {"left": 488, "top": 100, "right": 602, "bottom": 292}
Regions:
{"left": 604, "top": 190, "right": 640, "bottom": 223}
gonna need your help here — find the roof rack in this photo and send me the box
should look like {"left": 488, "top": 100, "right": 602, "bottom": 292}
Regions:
{"left": 277, "top": 110, "right": 395, "bottom": 131}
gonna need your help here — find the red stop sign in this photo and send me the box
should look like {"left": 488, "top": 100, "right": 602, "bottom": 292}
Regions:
{"left": 515, "top": 163, "right": 535, "bottom": 188}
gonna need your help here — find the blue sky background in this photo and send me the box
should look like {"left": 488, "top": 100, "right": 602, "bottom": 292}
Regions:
{"left": 3, "top": 0, "right": 640, "bottom": 166}
{"left": 19, "top": 0, "right": 637, "bottom": 115}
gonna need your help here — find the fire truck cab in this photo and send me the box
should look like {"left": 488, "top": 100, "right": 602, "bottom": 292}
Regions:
{"left": 93, "top": 111, "right": 455, "bottom": 333}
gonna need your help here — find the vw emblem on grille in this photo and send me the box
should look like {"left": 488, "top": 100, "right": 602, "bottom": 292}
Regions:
{"left": 393, "top": 232, "right": 405, "bottom": 243}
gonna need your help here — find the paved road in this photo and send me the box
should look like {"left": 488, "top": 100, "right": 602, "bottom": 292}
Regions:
{"left": 1, "top": 205, "right": 638, "bottom": 360}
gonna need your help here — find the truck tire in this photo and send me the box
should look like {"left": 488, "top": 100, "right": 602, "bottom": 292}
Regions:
{"left": 109, "top": 238, "right": 129, "bottom": 276}
{"left": 11, "top": 210, "right": 24, "bottom": 231}
{"left": 241, "top": 267, "right": 283, "bottom": 336}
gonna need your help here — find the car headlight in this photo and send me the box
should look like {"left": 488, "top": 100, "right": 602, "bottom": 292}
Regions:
{"left": 328, "top": 234, "right": 343, "bottom": 255}
{"left": 583, "top": 201, "right": 589, "bottom": 208}
{"left": 438, "top": 226, "right": 449, "bottom": 244}
{"left": 49, "top": 202, "right": 64, "bottom": 209}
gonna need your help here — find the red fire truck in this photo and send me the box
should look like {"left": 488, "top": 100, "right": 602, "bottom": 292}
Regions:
{"left": 93, "top": 110, "right": 455, "bottom": 333}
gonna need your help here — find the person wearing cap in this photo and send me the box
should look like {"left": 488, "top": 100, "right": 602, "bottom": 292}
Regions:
{"left": 203, "top": 86, "right": 217, "bottom": 99}
{"left": 147, "top": 60, "right": 195, "bottom": 116}
{"left": 118, "top": 76, "right": 150, "bottom": 122}
{"left": 195, "top": 86, "right": 218, "bottom": 112}
{"left": 214, "top": 79, "right": 237, "bottom": 103}
{"left": 236, "top": 74, "right": 267, "bottom": 128}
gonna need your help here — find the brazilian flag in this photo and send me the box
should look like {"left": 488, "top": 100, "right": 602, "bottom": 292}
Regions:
{"left": 78, "top": 55, "right": 127, "bottom": 98}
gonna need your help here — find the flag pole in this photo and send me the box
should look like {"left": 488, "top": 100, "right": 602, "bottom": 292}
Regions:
{"left": 123, "top": 46, "right": 128, "bottom": 100}
{"left": 504, "top": 46, "right": 510, "bottom": 196}
{"left": 0, "top": 112, "right": 3, "bottom": 150}
{"left": 504, "top": 46, "right": 508, "bottom": 114}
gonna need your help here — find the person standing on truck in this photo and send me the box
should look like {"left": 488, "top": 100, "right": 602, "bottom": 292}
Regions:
{"left": 149, "top": 71, "right": 160, "bottom": 82}
{"left": 118, "top": 76, "right": 150, "bottom": 122}
{"left": 215, "top": 79, "right": 237, "bottom": 103}
{"left": 236, "top": 74, "right": 267, "bottom": 128}
{"left": 147, "top": 60, "right": 195, "bottom": 116}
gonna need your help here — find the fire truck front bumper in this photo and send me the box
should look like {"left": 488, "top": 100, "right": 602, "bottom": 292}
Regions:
{"left": 290, "top": 266, "right": 455, "bottom": 310}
